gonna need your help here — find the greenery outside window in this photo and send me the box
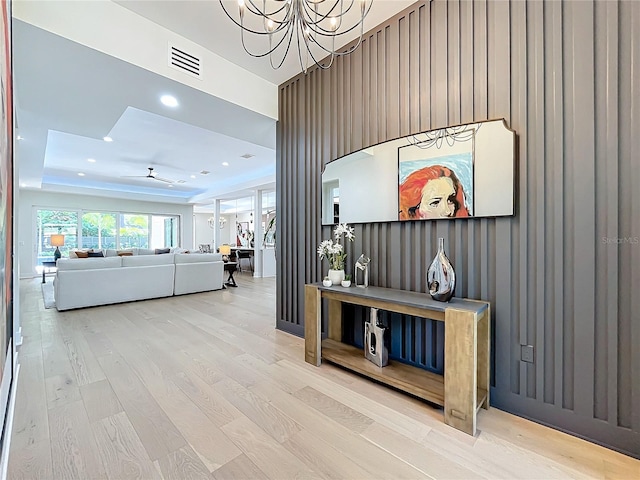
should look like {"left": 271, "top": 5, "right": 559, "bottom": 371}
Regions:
{"left": 36, "top": 210, "right": 78, "bottom": 265}
{"left": 82, "top": 212, "right": 117, "bottom": 249}
{"left": 119, "top": 214, "right": 150, "bottom": 249}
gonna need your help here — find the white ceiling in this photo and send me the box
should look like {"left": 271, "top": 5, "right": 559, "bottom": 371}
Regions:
{"left": 115, "top": 0, "right": 416, "bottom": 86}
{"left": 14, "top": 0, "right": 415, "bottom": 205}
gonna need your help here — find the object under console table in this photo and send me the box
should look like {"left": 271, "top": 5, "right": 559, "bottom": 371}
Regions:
{"left": 304, "top": 284, "right": 490, "bottom": 436}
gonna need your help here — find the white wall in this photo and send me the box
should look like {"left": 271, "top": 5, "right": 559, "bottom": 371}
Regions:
{"left": 193, "top": 213, "right": 214, "bottom": 249}
{"left": 18, "top": 190, "right": 193, "bottom": 278}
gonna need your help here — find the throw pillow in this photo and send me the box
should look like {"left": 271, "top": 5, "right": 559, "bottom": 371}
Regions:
{"left": 87, "top": 251, "right": 104, "bottom": 258}
{"left": 117, "top": 250, "right": 133, "bottom": 256}
{"left": 155, "top": 248, "right": 171, "bottom": 255}
{"left": 75, "top": 251, "right": 89, "bottom": 258}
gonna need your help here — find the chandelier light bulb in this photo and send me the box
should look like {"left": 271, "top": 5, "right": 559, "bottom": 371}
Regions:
{"left": 265, "top": 19, "right": 275, "bottom": 33}
{"left": 219, "top": 0, "right": 373, "bottom": 73}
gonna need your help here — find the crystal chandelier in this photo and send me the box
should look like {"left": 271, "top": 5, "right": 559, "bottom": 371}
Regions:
{"left": 219, "top": 0, "right": 373, "bottom": 73}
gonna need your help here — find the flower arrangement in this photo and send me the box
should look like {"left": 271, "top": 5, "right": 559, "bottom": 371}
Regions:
{"left": 317, "top": 223, "right": 355, "bottom": 270}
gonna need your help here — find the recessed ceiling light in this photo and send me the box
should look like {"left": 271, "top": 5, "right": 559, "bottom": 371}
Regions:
{"left": 167, "top": 184, "right": 174, "bottom": 188}
{"left": 16, "top": 135, "right": 23, "bottom": 140}
{"left": 20, "top": 183, "right": 26, "bottom": 188}
{"left": 222, "top": 162, "right": 229, "bottom": 166}
{"left": 103, "top": 136, "right": 113, "bottom": 142}
{"left": 160, "top": 95, "right": 179, "bottom": 107}
{"left": 78, "top": 172, "right": 85, "bottom": 176}
{"left": 190, "top": 175, "right": 196, "bottom": 179}
{"left": 87, "top": 158, "right": 96, "bottom": 163}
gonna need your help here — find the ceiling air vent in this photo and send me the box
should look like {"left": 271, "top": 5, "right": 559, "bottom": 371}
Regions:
{"left": 168, "top": 45, "right": 201, "bottom": 79}
{"left": 240, "top": 153, "right": 255, "bottom": 159}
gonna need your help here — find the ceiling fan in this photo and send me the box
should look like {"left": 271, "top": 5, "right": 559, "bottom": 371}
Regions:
{"left": 122, "top": 167, "right": 175, "bottom": 184}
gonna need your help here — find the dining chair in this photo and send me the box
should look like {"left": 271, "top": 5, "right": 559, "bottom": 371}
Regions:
{"left": 236, "top": 249, "right": 253, "bottom": 273}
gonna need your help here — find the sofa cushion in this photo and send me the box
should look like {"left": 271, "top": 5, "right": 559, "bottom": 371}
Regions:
{"left": 155, "top": 248, "right": 171, "bottom": 255}
{"left": 57, "top": 257, "right": 122, "bottom": 271}
{"left": 87, "top": 251, "right": 104, "bottom": 258}
{"left": 174, "top": 253, "right": 222, "bottom": 264}
{"left": 118, "top": 250, "right": 134, "bottom": 256}
{"left": 135, "top": 248, "right": 156, "bottom": 256}
{"left": 122, "top": 253, "right": 175, "bottom": 267}
{"left": 75, "top": 251, "right": 89, "bottom": 258}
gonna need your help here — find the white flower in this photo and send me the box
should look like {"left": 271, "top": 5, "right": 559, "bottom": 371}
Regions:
{"left": 318, "top": 223, "right": 355, "bottom": 270}
{"left": 334, "top": 223, "right": 354, "bottom": 241}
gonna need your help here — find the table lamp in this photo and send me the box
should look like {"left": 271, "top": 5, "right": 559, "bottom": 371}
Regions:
{"left": 50, "top": 234, "right": 65, "bottom": 261}
{"left": 219, "top": 244, "right": 231, "bottom": 263}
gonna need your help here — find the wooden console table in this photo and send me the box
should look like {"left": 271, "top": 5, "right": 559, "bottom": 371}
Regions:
{"left": 304, "top": 284, "right": 490, "bottom": 436}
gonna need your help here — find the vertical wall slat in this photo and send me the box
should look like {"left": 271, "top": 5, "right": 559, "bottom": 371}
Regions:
{"left": 627, "top": 0, "right": 640, "bottom": 434}
{"left": 568, "top": 0, "right": 596, "bottom": 420}
{"left": 546, "top": 0, "right": 565, "bottom": 412}
{"left": 594, "top": 0, "right": 618, "bottom": 422}
{"left": 529, "top": 0, "right": 545, "bottom": 402}
{"left": 602, "top": 0, "right": 619, "bottom": 427}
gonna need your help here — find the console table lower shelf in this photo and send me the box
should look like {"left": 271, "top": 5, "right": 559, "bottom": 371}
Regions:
{"left": 304, "top": 283, "right": 490, "bottom": 436}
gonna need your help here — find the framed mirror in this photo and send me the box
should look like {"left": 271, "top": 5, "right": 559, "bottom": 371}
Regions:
{"left": 321, "top": 119, "right": 515, "bottom": 225}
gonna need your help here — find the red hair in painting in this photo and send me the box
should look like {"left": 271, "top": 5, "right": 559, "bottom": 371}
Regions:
{"left": 398, "top": 165, "right": 469, "bottom": 220}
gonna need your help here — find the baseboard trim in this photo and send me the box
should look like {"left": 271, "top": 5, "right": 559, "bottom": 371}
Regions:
{"left": 0, "top": 361, "right": 19, "bottom": 480}
{"left": 276, "top": 319, "right": 303, "bottom": 337}
{"left": 491, "top": 389, "right": 640, "bottom": 460}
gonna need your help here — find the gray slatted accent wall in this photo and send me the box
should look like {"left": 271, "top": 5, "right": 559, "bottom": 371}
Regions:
{"left": 276, "top": 0, "right": 639, "bottom": 457}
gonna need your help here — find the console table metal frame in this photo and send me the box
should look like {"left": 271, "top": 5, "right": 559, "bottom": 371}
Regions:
{"left": 304, "top": 284, "right": 490, "bottom": 436}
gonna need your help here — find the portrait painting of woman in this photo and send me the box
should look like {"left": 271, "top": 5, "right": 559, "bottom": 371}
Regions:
{"left": 398, "top": 165, "right": 471, "bottom": 220}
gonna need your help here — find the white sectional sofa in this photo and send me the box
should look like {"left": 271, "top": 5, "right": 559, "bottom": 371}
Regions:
{"left": 54, "top": 253, "right": 224, "bottom": 311}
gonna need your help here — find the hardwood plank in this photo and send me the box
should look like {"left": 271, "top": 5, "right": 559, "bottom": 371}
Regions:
{"left": 217, "top": 377, "right": 303, "bottom": 444}
{"left": 210, "top": 453, "right": 269, "bottom": 480}
{"left": 361, "top": 422, "right": 481, "bottom": 479}
{"left": 48, "top": 400, "right": 108, "bottom": 479}
{"left": 97, "top": 352, "right": 187, "bottom": 461}
{"left": 45, "top": 373, "right": 82, "bottom": 409}
{"left": 220, "top": 416, "right": 318, "bottom": 480}
{"left": 10, "top": 353, "right": 50, "bottom": 451}
{"left": 91, "top": 412, "right": 161, "bottom": 480}
{"left": 276, "top": 358, "right": 436, "bottom": 444}
{"left": 156, "top": 445, "right": 212, "bottom": 480}
{"left": 292, "top": 386, "right": 374, "bottom": 434}
{"left": 80, "top": 379, "right": 123, "bottom": 423}
{"left": 60, "top": 327, "right": 107, "bottom": 386}
{"left": 102, "top": 332, "right": 242, "bottom": 472}
{"left": 6, "top": 439, "right": 53, "bottom": 480}
{"left": 236, "top": 353, "right": 307, "bottom": 395}
{"left": 249, "top": 380, "right": 430, "bottom": 479}
{"left": 282, "top": 429, "right": 373, "bottom": 480}
{"left": 170, "top": 371, "right": 242, "bottom": 428}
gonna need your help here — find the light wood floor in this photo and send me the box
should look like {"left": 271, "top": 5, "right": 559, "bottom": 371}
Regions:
{"left": 8, "top": 274, "right": 640, "bottom": 479}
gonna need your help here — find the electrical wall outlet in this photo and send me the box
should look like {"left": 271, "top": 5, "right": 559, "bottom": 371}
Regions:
{"left": 521, "top": 344, "right": 534, "bottom": 363}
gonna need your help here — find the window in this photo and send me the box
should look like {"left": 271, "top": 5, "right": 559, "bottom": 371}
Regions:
{"left": 36, "top": 209, "right": 78, "bottom": 266}
{"left": 119, "top": 214, "right": 150, "bottom": 249}
{"left": 81, "top": 212, "right": 117, "bottom": 249}
{"left": 34, "top": 208, "right": 181, "bottom": 272}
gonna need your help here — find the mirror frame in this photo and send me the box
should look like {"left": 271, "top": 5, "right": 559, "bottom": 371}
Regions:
{"left": 321, "top": 118, "right": 516, "bottom": 225}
